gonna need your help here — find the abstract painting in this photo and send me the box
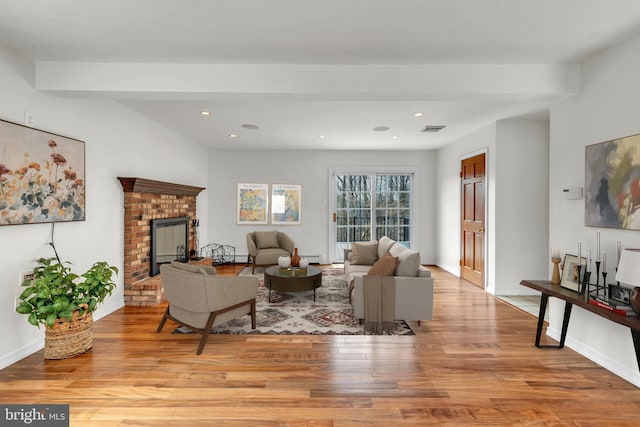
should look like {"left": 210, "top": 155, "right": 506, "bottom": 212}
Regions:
{"left": 271, "top": 184, "right": 301, "bottom": 225}
{"left": 585, "top": 134, "right": 640, "bottom": 230}
{"left": 237, "top": 183, "right": 268, "bottom": 224}
{"left": 0, "top": 119, "right": 85, "bottom": 226}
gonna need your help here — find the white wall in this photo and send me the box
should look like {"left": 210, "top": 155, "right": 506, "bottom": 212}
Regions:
{"left": 435, "top": 119, "right": 549, "bottom": 295}
{"left": 207, "top": 149, "right": 436, "bottom": 264}
{"left": 548, "top": 32, "right": 640, "bottom": 386}
{"left": 495, "top": 119, "right": 550, "bottom": 295}
{"left": 0, "top": 47, "right": 208, "bottom": 368}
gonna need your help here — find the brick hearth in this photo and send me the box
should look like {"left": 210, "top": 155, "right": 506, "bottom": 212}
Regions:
{"left": 118, "top": 177, "right": 205, "bottom": 306}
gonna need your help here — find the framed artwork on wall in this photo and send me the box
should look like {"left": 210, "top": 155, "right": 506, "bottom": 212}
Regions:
{"left": 560, "top": 254, "right": 587, "bottom": 293}
{"left": 271, "top": 183, "right": 301, "bottom": 225}
{"left": 585, "top": 133, "right": 640, "bottom": 230}
{"left": 0, "top": 118, "right": 85, "bottom": 226}
{"left": 237, "top": 183, "right": 269, "bottom": 224}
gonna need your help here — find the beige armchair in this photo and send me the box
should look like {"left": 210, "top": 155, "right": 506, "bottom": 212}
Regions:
{"left": 157, "top": 261, "right": 258, "bottom": 354}
{"left": 246, "top": 231, "right": 295, "bottom": 273}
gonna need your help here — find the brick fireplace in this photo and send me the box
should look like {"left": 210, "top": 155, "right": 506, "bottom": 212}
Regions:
{"left": 118, "top": 177, "right": 205, "bottom": 306}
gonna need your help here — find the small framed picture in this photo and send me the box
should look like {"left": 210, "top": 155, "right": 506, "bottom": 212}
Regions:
{"left": 237, "top": 183, "right": 269, "bottom": 225}
{"left": 608, "top": 284, "right": 631, "bottom": 304}
{"left": 560, "top": 254, "right": 587, "bottom": 292}
{"left": 271, "top": 184, "right": 302, "bottom": 225}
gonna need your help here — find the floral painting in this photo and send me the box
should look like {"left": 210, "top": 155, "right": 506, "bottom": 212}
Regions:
{"left": 271, "top": 183, "right": 301, "bottom": 225}
{"left": 237, "top": 183, "right": 268, "bottom": 224}
{"left": 585, "top": 134, "right": 640, "bottom": 230}
{"left": 0, "top": 119, "right": 85, "bottom": 226}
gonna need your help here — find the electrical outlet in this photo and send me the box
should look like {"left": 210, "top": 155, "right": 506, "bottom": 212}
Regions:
{"left": 20, "top": 270, "right": 35, "bottom": 285}
{"left": 24, "top": 110, "right": 35, "bottom": 127}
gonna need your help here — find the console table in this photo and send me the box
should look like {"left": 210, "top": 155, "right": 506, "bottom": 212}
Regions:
{"left": 520, "top": 280, "right": 640, "bottom": 371}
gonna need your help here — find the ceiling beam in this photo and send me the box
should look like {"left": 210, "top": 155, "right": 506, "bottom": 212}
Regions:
{"left": 35, "top": 62, "right": 580, "bottom": 101}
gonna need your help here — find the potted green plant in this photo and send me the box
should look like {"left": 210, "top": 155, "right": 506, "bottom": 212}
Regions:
{"left": 16, "top": 256, "right": 118, "bottom": 359}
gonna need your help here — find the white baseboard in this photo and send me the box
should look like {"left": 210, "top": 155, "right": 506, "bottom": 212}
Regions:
{"left": 1, "top": 299, "right": 125, "bottom": 369}
{"left": 546, "top": 326, "right": 640, "bottom": 388}
{"left": 436, "top": 263, "right": 459, "bottom": 276}
{"left": 0, "top": 340, "right": 44, "bottom": 370}
{"left": 93, "top": 299, "right": 125, "bottom": 322}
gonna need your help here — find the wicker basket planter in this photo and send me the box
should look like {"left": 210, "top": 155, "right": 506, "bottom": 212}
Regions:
{"left": 44, "top": 311, "right": 93, "bottom": 360}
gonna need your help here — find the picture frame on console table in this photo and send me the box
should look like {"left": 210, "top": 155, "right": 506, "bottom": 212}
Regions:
{"left": 609, "top": 284, "right": 631, "bottom": 304}
{"left": 237, "top": 183, "right": 269, "bottom": 225}
{"left": 0, "top": 118, "right": 85, "bottom": 226}
{"left": 271, "top": 183, "right": 301, "bottom": 225}
{"left": 560, "top": 254, "right": 587, "bottom": 292}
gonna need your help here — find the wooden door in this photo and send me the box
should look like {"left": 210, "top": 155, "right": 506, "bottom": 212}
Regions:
{"left": 461, "top": 153, "right": 485, "bottom": 288}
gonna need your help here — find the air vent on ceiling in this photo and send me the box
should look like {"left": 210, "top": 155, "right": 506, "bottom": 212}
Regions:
{"left": 422, "top": 125, "right": 446, "bottom": 133}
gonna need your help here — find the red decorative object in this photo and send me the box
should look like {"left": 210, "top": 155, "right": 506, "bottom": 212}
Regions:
{"left": 291, "top": 248, "right": 301, "bottom": 268}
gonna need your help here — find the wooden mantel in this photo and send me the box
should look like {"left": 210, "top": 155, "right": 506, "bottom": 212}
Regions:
{"left": 118, "top": 177, "right": 205, "bottom": 196}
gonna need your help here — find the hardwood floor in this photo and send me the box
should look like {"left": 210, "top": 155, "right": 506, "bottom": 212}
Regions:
{"left": 2, "top": 265, "right": 640, "bottom": 426}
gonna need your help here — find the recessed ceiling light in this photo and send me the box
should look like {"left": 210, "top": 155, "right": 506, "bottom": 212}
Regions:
{"left": 200, "top": 111, "right": 211, "bottom": 116}
{"left": 228, "top": 133, "right": 237, "bottom": 138}
{"left": 319, "top": 135, "right": 326, "bottom": 139}
{"left": 373, "top": 126, "right": 390, "bottom": 132}
{"left": 241, "top": 124, "right": 259, "bottom": 130}
{"left": 392, "top": 135, "right": 399, "bottom": 139}
{"left": 413, "top": 112, "right": 423, "bottom": 117}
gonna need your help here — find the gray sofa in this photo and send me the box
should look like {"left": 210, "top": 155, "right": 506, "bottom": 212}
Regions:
{"left": 344, "top": 236, "right": 434, "bottom": 324}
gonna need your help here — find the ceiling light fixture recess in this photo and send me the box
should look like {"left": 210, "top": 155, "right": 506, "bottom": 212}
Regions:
{"left": 228, "top": 133, "right": 237, "bottom": 138}
{"left": 200, "top": 111, "right": 211, "bottom": 116}
{"left": 373, "top": 126, "right": 390, "bottom": 132}
{"left": 392, "top": 135, "right": 399, "bottom": 139}
{"left": 241, "top": 124, "right": 259, "bottom": 130}
{"left": 413, "top": 112, "right": 423, "bottom": 117}
{"left": 319, "top": 135, "right": 326, "bottom": 139}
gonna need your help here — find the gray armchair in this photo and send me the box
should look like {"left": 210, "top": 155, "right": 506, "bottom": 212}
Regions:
{"left": 246, "top": 231, "right": 295, "bottom": 273}
{"left": 157, "top": 261, "right": 258, "bottom": 354}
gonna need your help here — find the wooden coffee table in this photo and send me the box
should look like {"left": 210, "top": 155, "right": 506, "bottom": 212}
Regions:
{"left": 264, "top": 265, "right": 322, "bottom": 302}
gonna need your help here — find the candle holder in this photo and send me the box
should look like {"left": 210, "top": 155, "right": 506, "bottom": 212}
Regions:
{"left": 551, "top": 257, "right": 561, "bottom": 285}
{"left": 581, "top": 270, "right": 591, "bottom": 297}
{"left": 577, "top": 265, "right": 585, "bottom": 295}
{"left": 586, "top": 260, "right": 609, "bottom": 297}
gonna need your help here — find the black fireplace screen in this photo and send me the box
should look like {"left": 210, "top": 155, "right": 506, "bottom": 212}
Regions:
{"left": 150, "top": 216, "right": 189, "bottom": 276}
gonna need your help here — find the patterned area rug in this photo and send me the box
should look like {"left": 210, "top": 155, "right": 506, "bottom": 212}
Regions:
{"left": 174, "top": 266, "right": 414, "bottom": 335}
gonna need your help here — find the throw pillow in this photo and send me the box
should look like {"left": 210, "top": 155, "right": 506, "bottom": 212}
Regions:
{"left": 351, "top": 241, "right": 379, "bottom": 265}
{"left": 377, "top": 236, "right": 396, "bottom": 259}
{"left": 389, "top": 244, "right": 421, "bottom": 277}
{"left": 255, "top": 231, "right": 279, "bottom": 249}
{"left": 367, "top": 253, "right": 398, "bottom": 276}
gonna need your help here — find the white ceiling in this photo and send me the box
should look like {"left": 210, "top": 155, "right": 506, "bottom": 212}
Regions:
{"left": 1, "top": 0, "right": 640, "bottom": 150}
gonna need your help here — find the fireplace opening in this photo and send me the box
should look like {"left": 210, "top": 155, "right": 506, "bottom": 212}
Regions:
{"left": 150, "top": 216, "right": 189, "bottom": 276}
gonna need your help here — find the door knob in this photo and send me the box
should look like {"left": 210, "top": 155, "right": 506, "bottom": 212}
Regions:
{"left": 478, "top": 227, "right": 485, "bottom": 233}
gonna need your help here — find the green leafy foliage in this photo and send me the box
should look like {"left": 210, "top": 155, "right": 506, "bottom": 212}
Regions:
{"left": 16, "top": 257, "right": 118, "bottom": 328}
